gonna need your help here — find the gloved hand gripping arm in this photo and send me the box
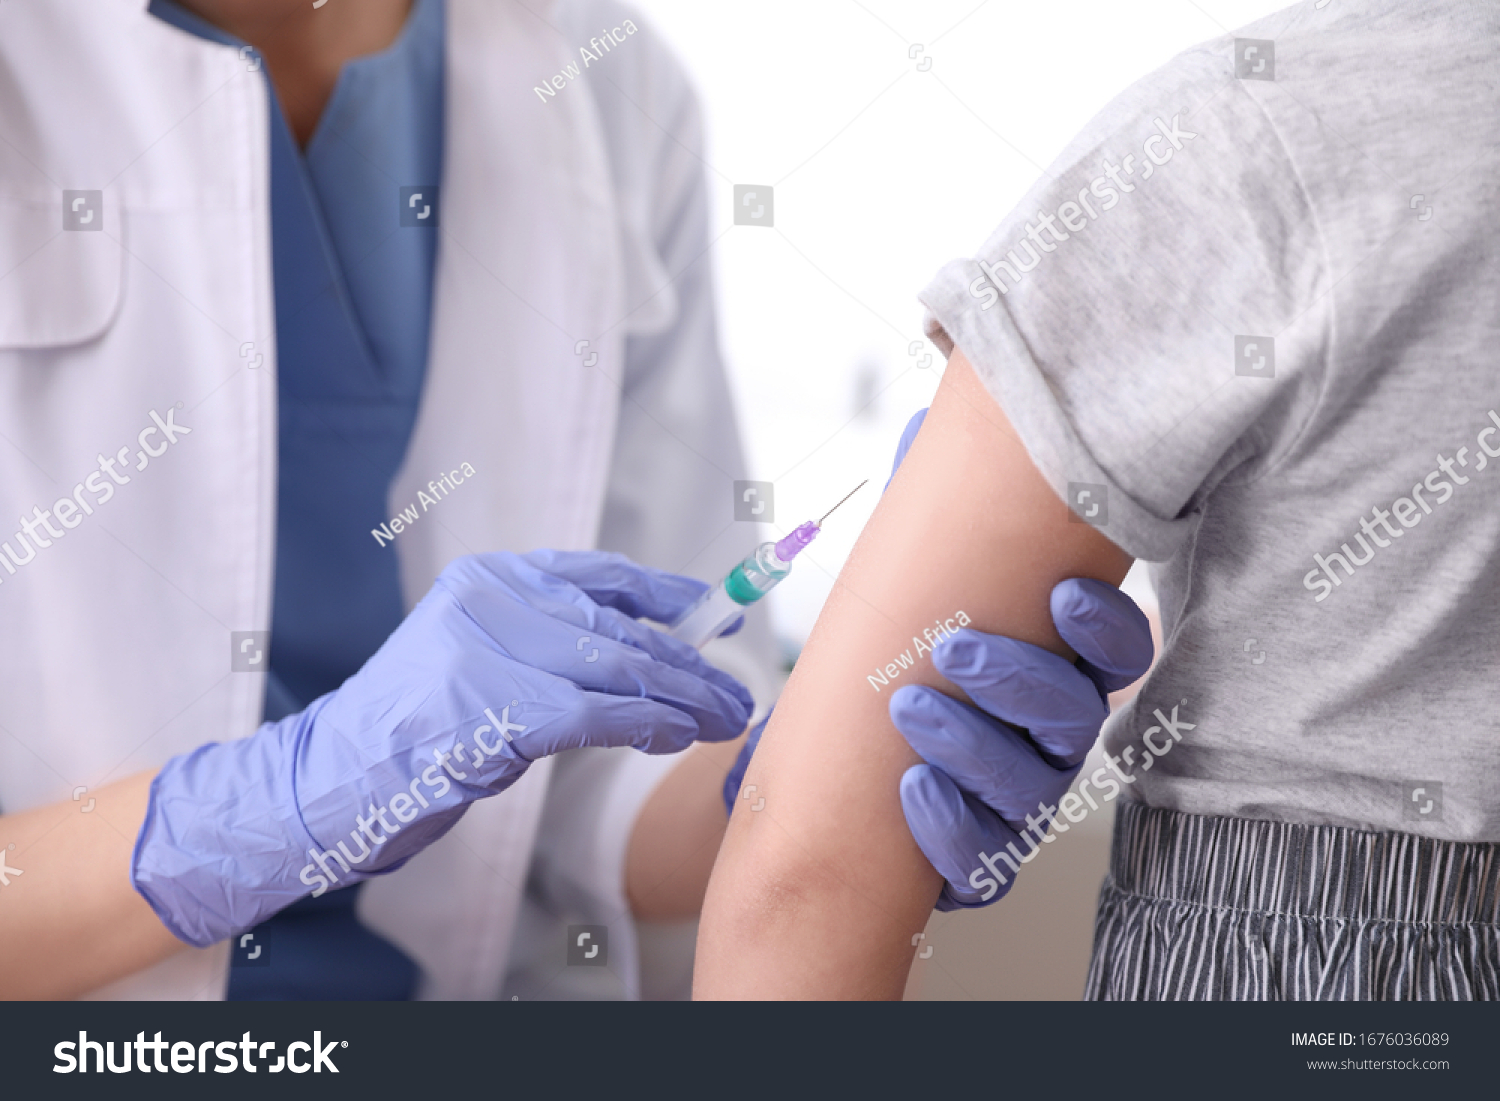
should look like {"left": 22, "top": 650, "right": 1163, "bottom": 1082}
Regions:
{"left": 885, "top": 409, "right": 1154, "bottom": 909}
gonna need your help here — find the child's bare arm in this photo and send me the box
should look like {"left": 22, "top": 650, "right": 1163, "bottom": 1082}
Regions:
{"left": 694, "top": 349, "right": 1131, "bottom": 999}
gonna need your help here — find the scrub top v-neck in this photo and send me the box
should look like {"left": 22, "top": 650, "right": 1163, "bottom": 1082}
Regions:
{"left": 148, "top": 0, "right": 446, "bottom": 1001}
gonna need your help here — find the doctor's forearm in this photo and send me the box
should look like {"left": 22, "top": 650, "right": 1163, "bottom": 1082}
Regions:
{"left": 0, "top": 771, "right": 185, "bottom": 999}
{"left": 626, "top": 731, "right": 747, "bottom": 922}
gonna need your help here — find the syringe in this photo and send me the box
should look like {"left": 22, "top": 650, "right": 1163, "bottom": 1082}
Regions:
{"left": 668, "top": 481, "right": 868, "bottom": 649}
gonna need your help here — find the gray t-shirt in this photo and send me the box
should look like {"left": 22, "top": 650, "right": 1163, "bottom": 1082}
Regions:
{"left": 919, "top": 0, "right": 1500, "bottom": 841}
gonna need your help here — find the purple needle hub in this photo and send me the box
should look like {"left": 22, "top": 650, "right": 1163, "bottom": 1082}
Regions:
{"left": 774, "top": 522, "right": 821, "bottom": 561}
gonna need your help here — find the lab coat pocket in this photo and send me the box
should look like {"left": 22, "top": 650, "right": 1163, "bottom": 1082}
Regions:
{"left": 0, "top": 192, "right": 124, "bottom": 349}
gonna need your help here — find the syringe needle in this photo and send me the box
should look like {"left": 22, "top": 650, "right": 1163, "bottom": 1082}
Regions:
{"left": 815, "top": 480, "right": 868, "bottom": 526}
{"left": 669, "top": 479, "right": 870, "bottom": 648}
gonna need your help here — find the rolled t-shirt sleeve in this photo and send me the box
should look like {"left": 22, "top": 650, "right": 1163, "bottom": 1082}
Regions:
{"left": 920, "top": 44, "right": 1329, "bottom": 561}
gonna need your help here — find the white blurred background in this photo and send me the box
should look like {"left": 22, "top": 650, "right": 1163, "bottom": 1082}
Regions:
{"left": 626, "top": 0, "right": 1292, "bottom": 999}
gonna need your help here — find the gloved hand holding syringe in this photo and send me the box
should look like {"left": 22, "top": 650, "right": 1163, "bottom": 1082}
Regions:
{"left": 668, "top": 480, "right": 868, "bottom": 649}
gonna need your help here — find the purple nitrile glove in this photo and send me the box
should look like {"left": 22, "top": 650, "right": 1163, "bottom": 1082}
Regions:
{"left": 882, "top": 406, "right": 1154, "bottom": 909}
{"left": 722, "top": 713, "right": 770, "bottom": 815}
{"left": 893, "top": 579, "right": 1153, "bottom": 909}
{"left": 133, "top": 550, "right": 753, "bottom": 947}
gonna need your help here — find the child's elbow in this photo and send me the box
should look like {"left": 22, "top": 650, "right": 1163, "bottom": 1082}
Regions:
{"left": 696, "top": 825, "right": 922, "bottom": 1000}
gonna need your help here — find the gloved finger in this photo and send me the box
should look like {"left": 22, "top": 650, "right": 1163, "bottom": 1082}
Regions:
{"left": 1051, "top": 578, "right": 1154, "bottom": 696}
{"left": 582, "top": 599, "right": 752, "bottom": 701}
{"left": 722, "top": 711, "right": 771, "bottom": 813}
{"left": 885, "top": 407, "right": 929, "bottom": 490}
{"left": 900, "top": 764, "right": 1024, "bottom": 909}
{"left": 525, "top": 550, "right": 743, "bottom": 636}
{"left": 500, "top": 627, "right": 750, "bottom": 745}
{"left": 519, "top": 548, "right": 710, "bottom": 625}
{"left": 420, "top": 601, "right": 752, "bottom": 749}
{"left": 931, "top": 630, "right": 1106, "bottom": 766}
{"left": 494, "top": 553, "right": 755, "bottom": 715}
{"left": 435, "top": 559, "right": 754, "bottom": 737}
{"left": 890, "top": 685, "right": 1081, "bottom": 821}
{"left": 508, "top": 688, "right": 704, "bottom": 760}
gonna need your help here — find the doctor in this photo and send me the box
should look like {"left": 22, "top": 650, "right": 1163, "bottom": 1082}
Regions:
{"left": 0, "top": 0, "right": 780, "bottom": 1000}
{"left": 0, "top": 0, "right": 1155, "bottom": 1003}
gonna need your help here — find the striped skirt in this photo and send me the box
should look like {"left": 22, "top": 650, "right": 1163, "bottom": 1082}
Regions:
{"left": 1085, "top": 801, "right": 1500, "bottom": 1000}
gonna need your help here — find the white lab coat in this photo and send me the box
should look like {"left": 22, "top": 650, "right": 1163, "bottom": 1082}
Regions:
{"left": 0, "top": 0, "right": 778, "bottom": 1000}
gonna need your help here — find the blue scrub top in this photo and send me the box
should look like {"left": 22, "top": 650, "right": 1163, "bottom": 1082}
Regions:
{"left": 149, "top": 0, "right": 446, "bottom": 1000}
